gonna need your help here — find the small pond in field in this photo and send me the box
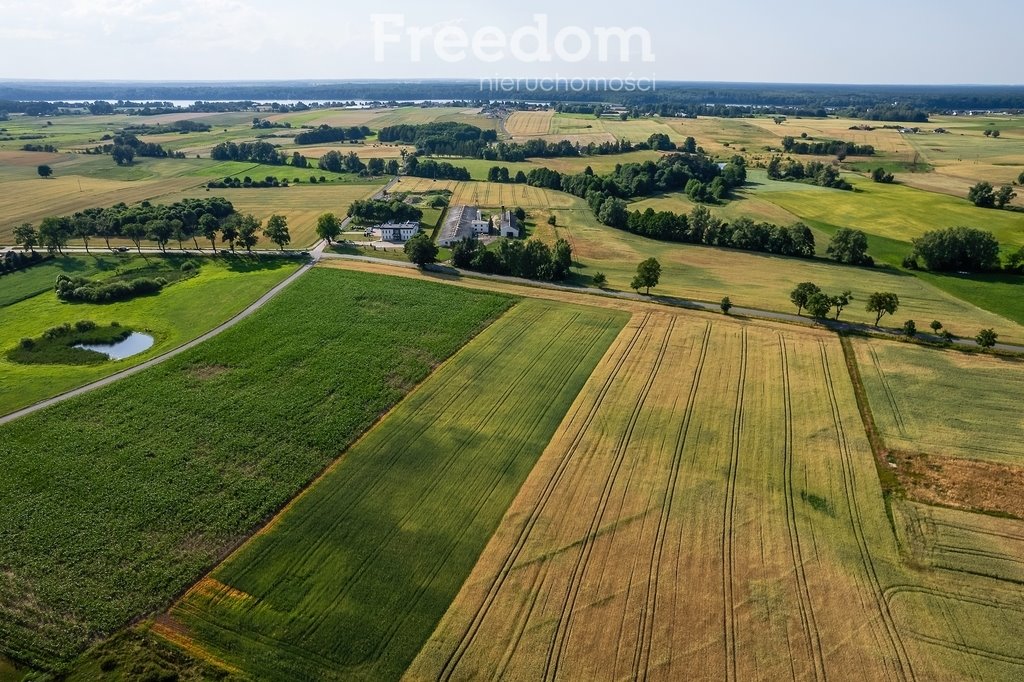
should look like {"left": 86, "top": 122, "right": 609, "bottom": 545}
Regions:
{"left": 73, "top": 332, "right": 154, "bottom": 360}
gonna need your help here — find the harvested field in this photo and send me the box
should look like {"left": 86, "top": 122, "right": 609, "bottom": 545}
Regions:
{"left": 505, "top": 111, "right": 555, "bottom": 138}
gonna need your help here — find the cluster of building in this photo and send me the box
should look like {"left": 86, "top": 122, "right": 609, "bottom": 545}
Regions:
{"left": 437, "top": 206, "right": 519, "bottom": 247}
{"left": 373, "top": 206, "right": 520, "bottom": 246}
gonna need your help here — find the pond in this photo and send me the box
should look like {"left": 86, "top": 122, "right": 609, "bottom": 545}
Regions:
{"left": 74, "top": 332, "right": 155, "bottom": 360}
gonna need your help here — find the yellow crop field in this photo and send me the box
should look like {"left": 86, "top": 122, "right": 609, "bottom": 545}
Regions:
{"left": 852, "top": 337, "right": 1024, "bottom": 463}
{"left": 505, "top": 110, "right": 555, "bottom": 137}
{"left": 0, "top": 176, "right": 197, "bottom": 242}
{"left": 410, "top": 313, "right": 1024, "bottom": 681}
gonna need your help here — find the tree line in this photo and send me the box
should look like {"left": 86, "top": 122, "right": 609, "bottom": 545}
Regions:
{"left": 293, "top": 124, "right": 370, "bottom": 145}
{"left": 782, "top": 136, "right": 875, "bottom": 157}
{"left": 451, "top": 236, "right": 573, "bottom": 281}
{"left": 767, "top": 157, "right": 852, "bottom": 189}
{"left": 348, "top": 199, "right": 423, "bottom": 224}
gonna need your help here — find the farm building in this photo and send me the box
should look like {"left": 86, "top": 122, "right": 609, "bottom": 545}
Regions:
{"left": 378, "top": 221, "right": 421, "bottom": 242}
{"left": 499, "top": 210, "right": 520, "bottom": 239}
{"left": 438, "top": 206, "right": 490, "bottom": 247}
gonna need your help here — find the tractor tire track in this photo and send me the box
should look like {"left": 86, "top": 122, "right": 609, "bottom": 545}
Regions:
{"left": 819, "top": 342, "right": 916, "bottom": 682}
{"left": 631, "top": 321, "right": 711, "bottom": 681}
{"left": 543, "top": 316, "right": 674, "bottom": 681}
{"left": 779, "top": 335, "right": 827, "bottom": 682}
{"left": 721, "top": 328, "right": 747, "bottom": 682}
{"left": 435, "top": 314, "right": 653, "bottom": 681}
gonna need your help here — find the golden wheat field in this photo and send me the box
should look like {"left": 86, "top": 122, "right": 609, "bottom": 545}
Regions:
{"left": 408, "top": 311, "right": 1024, "bottom": 681}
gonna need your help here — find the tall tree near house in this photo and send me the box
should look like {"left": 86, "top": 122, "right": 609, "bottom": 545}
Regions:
{"left": 316, "top": 212, "right": 342, "bottom": 244}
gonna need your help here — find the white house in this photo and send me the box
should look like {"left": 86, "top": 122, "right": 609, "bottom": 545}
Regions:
{"left": 499, "top": 210, "right": 519, "bottom": 239}
{"left": 378, "top": 221, "right": 420, "bottom": 242}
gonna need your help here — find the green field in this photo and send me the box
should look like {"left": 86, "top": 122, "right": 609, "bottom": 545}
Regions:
{"left": 0, "top": 268, "right": 513, "bottom": 671}
{"left": 0, "top": 254, "right": 301, "bottom": 415}
{"left": 160, "top": 299, "right": 626, "bottom": 680}
{"left": 853, "top": 337, "right": 1024, "bottom": 463}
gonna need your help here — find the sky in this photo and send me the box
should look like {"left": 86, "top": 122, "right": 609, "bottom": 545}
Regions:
{"left": 0, "top": 0, "right": 1021, "bottom": 85}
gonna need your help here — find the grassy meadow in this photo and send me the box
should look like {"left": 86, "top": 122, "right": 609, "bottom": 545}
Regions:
{"left": 0, "top": 254, "right": 300, "bottom": 415}
{"left": 0, "top": 268, "right": 513, "bottom": 671}
{"left": 159, "top": 299, "right": 626, "bottom": 680}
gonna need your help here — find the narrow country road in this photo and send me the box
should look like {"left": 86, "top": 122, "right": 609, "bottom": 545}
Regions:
{"left": 319, "top": 252, "right": 1024, "bottom": 354}
{"left": 0, "top": 255, "right": 318, "bottom": 426}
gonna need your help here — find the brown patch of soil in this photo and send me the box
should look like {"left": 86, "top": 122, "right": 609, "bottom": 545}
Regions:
{"left": 186, "top": 363, "right": 230, "bottom": 380}
{"left": 890, "top": 450, "right": 1024, "bottom": 520}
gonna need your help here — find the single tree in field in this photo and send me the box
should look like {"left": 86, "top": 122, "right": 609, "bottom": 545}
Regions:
{"left": 630, "top": 257, "right": 661, "bottom": 294}
{"left": 547, "top": 215, "right": 557, "bottom": 227}
{"left": 236, "top": 214, "right": 261, "bottom": 253}
{"left": 591, "top": 272, "right": 608, "bottom": 289}
{"left": 123, "top": 223, "right": 147, "bottom": 254}
{"left": 38, "top": 216, "right": 70, "bottom": 254}
{"left": 37, "top": 164, "right": 53, "bottom": 178}
{"left": 789, "top": 282, "right": 821, "bottom": 316}
{"left": 976, "top": 328, "right": 998, "bottom": 349}
{"left": 220, "top": 217, "right": 240, "bottom": 252}
{"left": 720, "top": 296, "right": 733, "bottom": 315}
{"left": 902, "top": 320, "right": 917, "bottom": 337}
{"left": 404, "top": 232, "right": 438, "bottom": 267}
{"left": 13, "top": 223, "right": 38, "bottom": 252}
{"left": 316, "top": 212, "right": 342, "bottom": 244}
{"left": 805, "top": 292, "right": 833, "bottom": 319}
{"left": 994, "top": 185, "right": 1017, "bottom": 209}
{"left": 831, "top": 290, "right": 853, "bottom": 320}
{"left": 72, "top": 215, "right": 95, "bottom": 253}
{"left": 826, "top": 228, "right": 872, "bottom": 266}
{"left": 967, "top": 181, "right": 995, "bottom": 208}
{"left": 866, "top": 291, "right": 900, "bottom": 326}
{"left": 263, "top": 214, "right": 291, "bottom": 250}
{"left": 929, "top": 320, "right": 943, "bottom": 334}
{"left": 199, "top": 213, "right": 220, "bottom": 252}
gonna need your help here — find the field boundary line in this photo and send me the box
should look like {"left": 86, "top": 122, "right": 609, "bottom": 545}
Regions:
{"left": 819, "top": 342, "right": 916, "bottom": 682}
{"left": 721, "top": 328, "right": 746, "bottom": 682}
{"left": 0, "top": 258, "right": 314, "bottom": 426}
{"left": 436, "top": 314, "right": 653, "bottom": 681}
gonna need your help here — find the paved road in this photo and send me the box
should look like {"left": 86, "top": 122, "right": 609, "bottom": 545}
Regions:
{"left": 0, "top": 256, "right": 317, "bottom": 426}
{"left": 321, "top": 252, "right": 1024, "bottom": 354}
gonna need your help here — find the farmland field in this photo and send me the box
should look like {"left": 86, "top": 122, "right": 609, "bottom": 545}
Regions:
{"left": 531, "top": 202, "right": 1024, "bottom": 343}
{"left": 0, "top": 254, "right": 300, "bottom": 415}
{"left": 157, "top": 300, "right": 627, "bottom": 680}
{"left": 852, "top": 337, "right": 1024, "bottom": 463}
{"left": 0, "top": 269, "right": 513, "bottom": 671}
{"left": 410, "top": 312, "right": 1024, "bottom": 681}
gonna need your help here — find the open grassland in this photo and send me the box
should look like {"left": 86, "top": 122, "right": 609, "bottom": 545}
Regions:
{"left": 852, "top": 337, "right": 1024, "bottom": 464}
{"left": 158, "top": 300, "right": 627, "bottom": 681}
{"left": 0, "top": 254, "right": 113, "bottom": 307}
{"left": 758, "top": 173, "right": 1024, "bottom": 250}
{"left": 533, "top": 204, "right": 1024, "bottom": 343}
{"left": 0, "top": 254, "right": 300, "bottom": 415}
{"left": 427, "top": 150, "right": 666, "bottom": 181}
{"left": 410, "top": 312, "right": 1024, "bottom": 681}
{"left": 631, "top": 188, "right": 803, "bottom": 231}
{"left": 0, "top": 269, "right": 512, "bottom": 672}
